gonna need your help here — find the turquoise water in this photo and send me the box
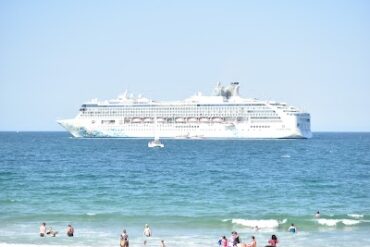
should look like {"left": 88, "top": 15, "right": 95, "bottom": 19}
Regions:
{"left": 0, "top": 132, "right": 369, "bottom": 247}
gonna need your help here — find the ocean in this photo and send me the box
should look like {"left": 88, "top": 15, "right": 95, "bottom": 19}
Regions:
{"left": 0, "top": 132, "right": 369, "bottom": 247}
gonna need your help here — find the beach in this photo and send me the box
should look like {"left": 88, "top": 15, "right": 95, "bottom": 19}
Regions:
{"left": 0, "top": 132, "right": 369, "bottom": 246}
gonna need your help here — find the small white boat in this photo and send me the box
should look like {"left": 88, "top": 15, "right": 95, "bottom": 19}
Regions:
{"left": 148, "top": 138, "right": 164, "bottom": 148}
{"left": 148, "top": 117, "right": 164, "bottom": 148}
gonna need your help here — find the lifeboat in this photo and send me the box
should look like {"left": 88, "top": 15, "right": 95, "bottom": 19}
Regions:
{"left": 144, "top": 118, "right": 153, "bottom": 123}
{"left": 188, "top": 117, "right": 198, "bottom": 123}
{"left": 176, "top": 118, "right": 185, "bottom": 123}
{"left": 157, "top": 118, "right": 165, "bottom": 123}
{"left": 212, "top": 117, "right": 223, "bottom": 123}
{"left": 200, "top": 118, "right": 210, "bottom": 123}
{"left": 132, "top": 118, "right": 142, "bottom": 123}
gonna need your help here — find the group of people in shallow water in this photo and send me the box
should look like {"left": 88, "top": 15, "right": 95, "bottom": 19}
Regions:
{"left": 218, "top": 233, "right": 277, "bottom": 247}
{"left": 219, "top": 211, "right": 321, "bottom": 247}
{"left": 38, "top": 211, "right": 321, "bottom": 245}
{"left": 218, "top": 232, "right": 257, "bottom": 247}
{"left": 120, "top": 224, "right": 166, "bottom": 247}
{"left": 39, "top": 223, "right": 74, "bottom": 237}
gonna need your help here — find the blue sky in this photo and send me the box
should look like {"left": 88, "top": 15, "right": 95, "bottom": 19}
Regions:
{"left": 0, "top": 0, "right": 369, "bottom": 131}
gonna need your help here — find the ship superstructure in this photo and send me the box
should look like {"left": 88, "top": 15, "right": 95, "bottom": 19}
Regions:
{"left": 58, "top": 82, "right": 312, "bottom": 139}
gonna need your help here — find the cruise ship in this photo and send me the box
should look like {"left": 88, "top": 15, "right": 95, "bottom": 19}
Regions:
{"left": 58, "top": 82, "right": 312, "bottom": 139}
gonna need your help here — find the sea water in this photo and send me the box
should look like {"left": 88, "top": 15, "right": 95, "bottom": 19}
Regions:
{"left": 0, "top": 132, "right": 369, "bottom": 247}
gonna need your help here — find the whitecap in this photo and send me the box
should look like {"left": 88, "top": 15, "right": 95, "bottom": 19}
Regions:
{"left": 316, "top": 218, "right": 361, "bottom": 226}
{"left": 281, "top": 154, "right": 291, "bottom": 158}
{"left": 347, "top": 214, "right": 364, "bottom": 219}
{"left": 280, "top": 218, "right": 287, "bottom": 224}
{"left": 342, "top": 219, "right": 361, "bottom": 225}
{"left": 231, "top": 218, "right": 287, "bottom": 228}
{"left": 316, "top": 219, "right": 341, "bottom": 226}
{"left": 86, "top": 212, "right": 96, "bottom": 216}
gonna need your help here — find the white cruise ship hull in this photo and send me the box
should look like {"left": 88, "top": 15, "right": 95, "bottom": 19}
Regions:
{"left": 58, "top": 120, "right": 312, "bottom": 139}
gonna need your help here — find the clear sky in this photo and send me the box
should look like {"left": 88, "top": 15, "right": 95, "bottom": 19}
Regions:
{"left": 0, "top": 0, "right": 369, "bottom": 131}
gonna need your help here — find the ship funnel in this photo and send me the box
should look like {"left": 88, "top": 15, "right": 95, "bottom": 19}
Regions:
{"left": 230, "top": 82, "right": 240, "bottom": 96}
{"left": 213, "top": 81, "right": 240, "bottom": 98}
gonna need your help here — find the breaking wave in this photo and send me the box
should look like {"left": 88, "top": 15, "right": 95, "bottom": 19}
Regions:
{"left": 228, "top": 218, "right": 287, "bottom": 228}
{"left": 316, "top": 218, "right": 361, "bottom": 226}
{"left": 347, "top": 214, "right": 364, "bottom": 219}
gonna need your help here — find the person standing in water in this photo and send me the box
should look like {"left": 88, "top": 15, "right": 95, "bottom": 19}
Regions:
{"left": 221, "top": 236, "right": 228, "bottom": 247}
{"left": 160, "top": 240, "right": 166, "bottom": 247}
{"left": 39, "top": 223, "right": 46, "bottom": 237}
{"left": 143, "top": 224, "right": 152, "bottom": 237}
{"left": 288, "top": 223, "right": 297, "bottom": 233}
{"left": 232, "top": 231, "right": 241, "bottom": 246}
{"left": 66, "top": 224, "right": 74, "bottom": 237}
{"left": 315, "top": 211, "right": 320, "bottom": 218}
{"left": 265, "top": 235, "right": 278, "bottom": 247}
{"left": 120, "top": 229, "right": 129, "bottom": 247}
{"left": 247, "top": 236, "right": 257, "bottom": 247}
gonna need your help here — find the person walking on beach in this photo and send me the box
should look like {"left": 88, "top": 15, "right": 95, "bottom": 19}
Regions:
{"left": 144, "top": 224, "right": 152, "bottom": 237}
{"left": 66, "top": 224, "right": 74, "bottom": 237}
{"left": 265, "top": 235, "right": 278, "bottom": 247}
{"left": 39, "top": 223, "right": 46, "bottom": 237}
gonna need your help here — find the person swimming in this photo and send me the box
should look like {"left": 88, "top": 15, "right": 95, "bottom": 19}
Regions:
{"left": 288, "top": 223, "right": 297, "bottom": 233}
{"left": 315, "top": 211, "right": 320, "bottom": 218}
